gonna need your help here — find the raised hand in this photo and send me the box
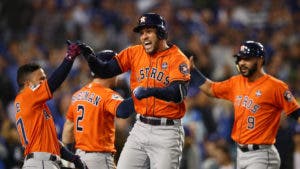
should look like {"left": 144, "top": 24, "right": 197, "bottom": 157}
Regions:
{"left": 65, "top": 40, "right": 81, "bottom": 61}
{"left": 78, "top": 42, "right": 95, "bottom": 61}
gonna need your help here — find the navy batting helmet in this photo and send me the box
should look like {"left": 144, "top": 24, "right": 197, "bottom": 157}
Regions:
{"left": 133, "top": 13, "right": 168, "bottom": 39}
{"left": 234, "top": 41, "right": 265, "bottom": 58}
{"left": 234, "top": 41, "right": 265, "bottom": 64}
{"left": 95, "top": 50, "right": 117, "bottom": 62}
{"left": 91, "top": 50, "right": 117, "bottom": 77}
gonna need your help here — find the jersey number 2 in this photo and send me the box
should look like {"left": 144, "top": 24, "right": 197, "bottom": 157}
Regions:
{"left": 76, "top": 105, "right": 85, "bottom": 131}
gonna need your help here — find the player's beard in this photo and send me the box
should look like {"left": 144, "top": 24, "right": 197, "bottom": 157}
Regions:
{"left": 145, "top": 37, "right": 159, "bottom": 55}
{"left": 239, "top": 62, "right": 258, "bottom": 77}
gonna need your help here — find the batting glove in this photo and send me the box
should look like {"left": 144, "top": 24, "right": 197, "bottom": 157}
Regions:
{"left": 65, "top": 40, "right": 81, "bottom": 61}
{"left": 133, "top": 86, "right": 151, "bottom": 100}
{"left": 78, "top": 43, "right": 95, "bottom": 61}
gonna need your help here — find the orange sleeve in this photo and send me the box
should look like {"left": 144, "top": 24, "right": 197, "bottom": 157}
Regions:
{"left": 212, "top": 77, "right": 235, "bottom": 102}
{"left": 168, "top": 51, "right": 190, "bottom": 83}
{"left": 115, "top": 46, "right": 137, "bottom": 72}
{"left": 104, "top": 90, "right": 124, "bottom": 116}
{"left": 274, "top": 83, "right": 300, "bottom": 115}
{"left": 23, "top": 80, "right": 52, "bottom": 107}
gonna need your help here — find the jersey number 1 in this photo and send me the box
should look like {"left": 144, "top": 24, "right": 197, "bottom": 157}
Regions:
{"left": 76, "top": 105, "right": 85, "bottom": 131}
{"left": 16, "top": 118, "right": 29, "bottom": 145}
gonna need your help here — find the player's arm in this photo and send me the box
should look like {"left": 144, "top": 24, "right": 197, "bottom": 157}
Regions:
{"left": 48, "top": 41, "right": 81, "bottom": 93}
{"left": 116, "top": 97, "right": 135, "bottom": 118}
{"left": 133, "top": 81, "right": 189, "bottom": 103}
{"left": 59, "top": 141, "right": 88, "bottom": 169}
{"left": 289, "top": 108, "right": 300, "bottom": 122}
{"left": 62, "top": 119, "right": 75, "bottom": 152}
{"left": 79, "top": 43, "right": 122, "bottom": 78}
{"left": 193, "top": 67, "right": 215, "bottom": 97}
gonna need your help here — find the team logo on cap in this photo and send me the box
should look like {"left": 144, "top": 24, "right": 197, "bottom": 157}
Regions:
{"left": 140, "top": 16, "right": 146, "bottom": 23}
{"left": 284, "top": 90, "right": 293, "bottom": 102}
{"left": 241, "top": 45, "right": 250, "bottom": 54}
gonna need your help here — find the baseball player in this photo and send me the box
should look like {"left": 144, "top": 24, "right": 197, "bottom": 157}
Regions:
{"left": 193, "top": 40, "right": 300, "bottom": 169}
{"left": 62, "top": 50, "right": 134, "bottom": 169}
{"left": 14, "top": 41, "right": 87, "bottom": 169}
{"left": 79, "top": 13, "right": 191, "bottom": 169}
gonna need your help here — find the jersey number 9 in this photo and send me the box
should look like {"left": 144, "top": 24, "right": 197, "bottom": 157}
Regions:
{"left": 247, "top": 116, "right": 255, "bottom": 129}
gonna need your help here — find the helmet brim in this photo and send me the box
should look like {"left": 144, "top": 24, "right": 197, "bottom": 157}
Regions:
{"left": 233, "top": 51, "right": 258, "bottom": 58}
{"left": 133, "top": 26, "right": 142, "bottom": 33}
{"left": 233, "top": 52, "right": 243, "bottom": 58}
{"left": 133, "top": 25, "right": 157, "bottom": 33}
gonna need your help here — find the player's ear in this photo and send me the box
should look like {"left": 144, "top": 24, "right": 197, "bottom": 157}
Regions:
{"left": 189, "top": 56, "right": 194, "bottom": 69}
{"left": 23, "top": 80, "right": 29, "bottom": 87}
{"left": 259, "top": 57, "right": 264, "bottom": 66}
{"left": 260, "top": 57, "right": 265, "bottom": 66}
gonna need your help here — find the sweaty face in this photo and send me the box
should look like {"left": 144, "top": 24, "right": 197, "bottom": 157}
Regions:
{"left": 27, "top": 68, "right": 47, "bottom": 89}
{"left": 139, "top": 27, "right": 159, "bottom": 55}
{"left": 237, "top": 57, "right": 259, "bottom": 77}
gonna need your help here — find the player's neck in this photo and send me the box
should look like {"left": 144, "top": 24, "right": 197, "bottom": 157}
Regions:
{"left": 158, "top": 41, "right": 169, "bottom": 52}
{"left": 248, "top": 69, "right": 266, "bottom": 82}
{"left": 92, "top": 78, "right": 111, "bottom": 88}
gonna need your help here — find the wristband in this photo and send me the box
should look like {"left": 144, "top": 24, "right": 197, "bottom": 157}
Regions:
{"left": 193, "top": 68, "right": 207, "bottom": 86}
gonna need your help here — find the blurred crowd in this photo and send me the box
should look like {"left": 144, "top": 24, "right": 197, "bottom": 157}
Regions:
{"left": 0, "top": 0, "right": 300, "bottom": 168}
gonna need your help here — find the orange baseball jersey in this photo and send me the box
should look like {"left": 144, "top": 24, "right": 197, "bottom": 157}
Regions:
{"left": 212, "top": 74, "right": 300, "bottom": 144}
{"left": 66, "top": 82, "right": 124, "bottom": 152}
{"left": 115, "top": 44, "right": 190, "bottom": 119}
{"left": 15, "top": 80, "right": 60, "bottom": 156}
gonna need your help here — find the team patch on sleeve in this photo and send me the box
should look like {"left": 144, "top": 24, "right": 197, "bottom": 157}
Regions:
{"left": 112, "top": 94, "right": 123, "bottom": 101}
{"left": 284, "top": 90, "right": 293, "bottom": 102}
{"left": 179, "top": 62, "right": 189, "bottom": 75}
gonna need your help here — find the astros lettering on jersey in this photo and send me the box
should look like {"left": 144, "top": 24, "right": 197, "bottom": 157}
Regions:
{"left": 212, "top": 74, "right": 300, "bottom": 144}
{"left": 115, "top": 44, "right": 190, "bottom": 119}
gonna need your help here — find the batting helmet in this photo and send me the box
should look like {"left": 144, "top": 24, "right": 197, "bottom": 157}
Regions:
{"left": 133, "top": 13, "right": 168, "bottom": 39}
{"left": 95, "top": 50, "right": 117, "bottom": 62}
{"left": 234, "top": 41, "right": 265, "bottom": 58}
{"left": 234, "top": 41, "right": 265, "bottom": 65}
{"left": 91, "top": 50, "right": 117, "bottom": 77}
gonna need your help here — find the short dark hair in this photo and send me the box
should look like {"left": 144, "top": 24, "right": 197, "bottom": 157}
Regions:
{"left": 17, "top": 63, "right": 41, "bottom": 89}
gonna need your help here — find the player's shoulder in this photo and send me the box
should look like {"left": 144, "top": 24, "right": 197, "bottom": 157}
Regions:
{"left": 167, "top": 45, "right": 189, "bottom": 61}
{"left": 126, "top": 44, "right": 143, "bottom": 51}
{"left": 102, "top": 88, "right": 124, "bottom": 101}
{"left": 228, "top": 74, "right": 243, "bottom": 81}
{"left": 266, "top": 74, "right": 288, "bottom": 87}
{"left": 118, "top": 45, "right": 143, "bottom": 57}
{"left": 169, "top": 44, "right": 184, "bottom": 55}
